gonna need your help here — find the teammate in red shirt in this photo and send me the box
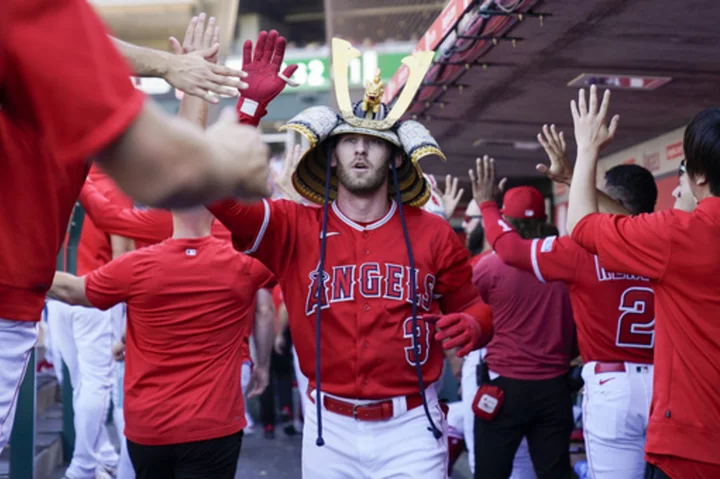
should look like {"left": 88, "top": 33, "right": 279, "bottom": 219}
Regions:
{"left": 472, "top": 126, "right": 659, "bottom": 478}
{"left": 209, "top": 38, "right": 493, "bottom": 478}
{"left": 48, "top": 205, "right": 273, "bottom": 477}
{"left": 566, "top": 86, "right": 720, "bottom": 479}
{"left": 0, "top": 6, "right": 273, "bottom": 453}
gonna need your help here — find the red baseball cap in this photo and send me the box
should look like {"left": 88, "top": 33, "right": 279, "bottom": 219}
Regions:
{"left": 501, "top": 186, "right": 546, "bottom": 220}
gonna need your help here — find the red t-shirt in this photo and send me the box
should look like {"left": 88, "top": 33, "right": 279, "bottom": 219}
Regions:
{"left": 209, "top": 198, "right": 493, "bottom": 399}
{"left": 480, "top": 201, "right": 654, "bottom": 364}
{"left": 473, "top": 253, "right": 575, "bottom": 380}
{"left": 0, "top": 0, "right": 144, "bottom": 321}
{"left": 572, "top": 198, "right": 720, "bottom": 472}
{"left": 77, "top": 165, "right": 134, "bottom": 276}
{"left": 85, "top": 236, "right": 272, "bottom": 445}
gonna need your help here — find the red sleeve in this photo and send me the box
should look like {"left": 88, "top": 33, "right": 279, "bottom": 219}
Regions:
{"left": 571, "top": 212, "right": 672, "bottom": 281}
{"left": 481, "top": 201, "right": 579, "bottom": 283}
{"left": 88, "top": 165, "right": 133, "bottom": 210}
{"left": 208, "top": 198, "right": 299, "bottom": 277}
{"left": 85, "top": 251, "right": 134, "bottom": 310}
{"left": 249, "top": 258, "right": 277, "bottom": 290}
{"left": 430, "top": 221, "right": 493, "bottom": 345}
{"left": 432, "top": 220, "right": 481, "bottom": 312}
{"left": 79, "top": 181, "right": 172, "bottom": 244}
{"left": 5, "top": 0, "right": 145, "bottom": 164}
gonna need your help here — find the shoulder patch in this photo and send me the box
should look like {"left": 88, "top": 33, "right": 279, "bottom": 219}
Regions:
{"left": 540, "top": 235, "right": 557, "bottom": 253}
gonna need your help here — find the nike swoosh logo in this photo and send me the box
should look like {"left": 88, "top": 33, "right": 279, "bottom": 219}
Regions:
{"left": 320, "top": 232, "right": 340, "bottom": 238}
{"left": 599, "top": 378, "right": 615, "bottom": 386}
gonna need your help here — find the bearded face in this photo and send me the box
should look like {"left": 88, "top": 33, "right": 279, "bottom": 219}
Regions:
{"left": 333, "top": 134, "right": 393, "bottom": 196}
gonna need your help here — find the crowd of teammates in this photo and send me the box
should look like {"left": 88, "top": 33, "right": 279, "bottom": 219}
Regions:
{"left": 2, "top": 1, "right": 720, "bottom": 479}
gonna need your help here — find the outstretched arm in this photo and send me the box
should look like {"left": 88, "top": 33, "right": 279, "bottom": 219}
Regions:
{"left": 247, "top": 288, "right": 275, "bottom": 398}
{"left": 566, "top": 86, "right": 621, "bottom": 234}
{"left": 79, "top": 180, "right": 172, "bottom": 244}
{"left": 470, "top": 156, "right": 577, "bottom": 283}
{"left": 111, "top": 13, "right": 247, "bottom": 104}
{"left": 536, "top": 123, "right": 628, "bottom": 216}
{"left": 48, "top": 272, "right": 91, "bottom": 307}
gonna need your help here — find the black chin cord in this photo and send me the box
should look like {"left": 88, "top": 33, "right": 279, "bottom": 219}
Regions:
{"left": 313, "top": 148, "right": 333, "bottom": 447}
{"left": 390, "top": 161, "right": 443, "bottom": 439}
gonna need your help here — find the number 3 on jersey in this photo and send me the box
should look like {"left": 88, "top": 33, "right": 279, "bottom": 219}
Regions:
{"left": 403, "top": 317, "right": 431, "bottom": 366}
{"left": 616, "top": 287, "right": 655, "bottom": 348}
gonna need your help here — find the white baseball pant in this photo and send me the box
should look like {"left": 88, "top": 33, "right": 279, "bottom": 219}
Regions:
{"left": 46, "top": 300, "right": 119, "bottom": 478}
{"left": 241, "top": 360, "right": 255, "bottom": 429}
{"left": 293, "top": 346, "right": 308, "bottom": 415}
{"left": 113, "top": 360, "right": 135, "bottom": 479}
{"left": 41, "top": 305, "right": 64, "bottom": 386}
{"left": 581, "top": 362, "right": 653, "bottom": 479}
{"left": 0, "top": 319, "right": 38, "bottom": 453}
{"left": 302, "top": 387, "right": 448, "bottom": 479}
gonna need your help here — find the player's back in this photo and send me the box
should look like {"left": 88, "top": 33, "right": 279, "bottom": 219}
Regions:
{"left": 473, "top": 253, "right": 575, "bottom": 380}
{"left": 121, "top": 236, "right": 260, "bottom": 444}
{"left": 554, "top": 237, "right": 655, "bottom": 364}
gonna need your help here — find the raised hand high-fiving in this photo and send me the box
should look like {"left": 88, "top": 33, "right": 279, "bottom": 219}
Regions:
{"left": 536, "top": 124, "right": 573, "bottom": 185}
{"left": 236, "top": 30, "right": 299, "bottom": 125}
{"left": 571, "top": 85, "right": 619, "bottom": 154}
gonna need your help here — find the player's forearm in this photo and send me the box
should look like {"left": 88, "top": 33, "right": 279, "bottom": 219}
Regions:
{"left": 567, "top": 147, "right": 600, "bottom": 235}
{"left": 48, "top": 272, "right": 92, "bottom": 307}
{"left": 111, "top": 37, "right": 171, "bottom": 78}
{"left": 178, "top": 92, "right": 209, "bottom": 129}
{"left": 96, "top": 102, "right": 237, "bottom": 208}
{"left": 253, "top": 290, "right": 275, "bottom": 370}
{"left": 597, "top": 189, "right": 630, "bottom": 215}
{"left": 278, "top": 303, "right": 289, "bottom": 333}
{"left": 110, "top": 235, "right": 134, "bottom": 258}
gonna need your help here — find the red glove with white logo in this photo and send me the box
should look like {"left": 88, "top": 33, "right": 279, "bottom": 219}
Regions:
{"left": 236, "top": 30, "right": 298, "bottom": 126}
{"left": 425, "top": 312, "right": 484, "bottom": 358}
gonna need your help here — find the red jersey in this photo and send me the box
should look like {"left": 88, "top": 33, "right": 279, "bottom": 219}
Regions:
{"left": 77, "top": 165, "right": 134, "bottom": 275}
{"left": 0, "top": 0, "right": 143, "bottom": 321}
{"left": 473, "top": 253, "right": 575, "bottom": 379}
{"left": 85, "top": 236, "right": 272, "bottom": 445}
{"left": 480, "top": 201, "right": 654, "bottom": 365}
{"left": 209, "top": 198, "right": 492, "bottom": 399}
{"left": 572, "top": 198, "right": 720, "bottom": 473}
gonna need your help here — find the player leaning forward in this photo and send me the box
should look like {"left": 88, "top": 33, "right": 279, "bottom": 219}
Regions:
{"left": 210, "top": 40, "right": 493, "bottom": 478}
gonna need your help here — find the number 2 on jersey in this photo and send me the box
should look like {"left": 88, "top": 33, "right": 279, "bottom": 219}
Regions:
{"left": 403, "top": 317, "right": 431, "bottom": 366}
{"left": 616, "top": 287, "right": 655, "bottom": 348}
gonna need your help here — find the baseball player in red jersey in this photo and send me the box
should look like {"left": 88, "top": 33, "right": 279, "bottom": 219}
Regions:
{"left": 47, "top": 204, "right": 274, "bottom": 477}
{"left": 567, "top": 86, "right": 720, "bottom": 479}
{"left": 470, "top": 129, "right": 658, "bottom": 478}
{"left": 208, "top": 38, "right": 493, "bottom": 478}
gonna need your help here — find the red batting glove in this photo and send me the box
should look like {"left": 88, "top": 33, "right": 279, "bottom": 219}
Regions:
{"left": 425, "top": 313, "right": 483, "bottom": 358}
{"left": 236, "top": 30, "right": 299, "bottom": 126}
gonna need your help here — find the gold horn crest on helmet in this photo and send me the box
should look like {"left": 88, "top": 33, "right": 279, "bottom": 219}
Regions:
{"left": 331, "top": 38, "right": 434, "bottom": 130}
